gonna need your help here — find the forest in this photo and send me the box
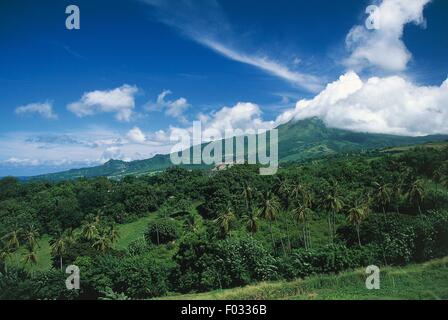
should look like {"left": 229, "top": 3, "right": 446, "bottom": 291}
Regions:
{"left": 1, "top": 145, "right": 448, "bottom": 299}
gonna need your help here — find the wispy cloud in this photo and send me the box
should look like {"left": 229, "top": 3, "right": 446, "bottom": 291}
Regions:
{"left": 141, "top": 0, "right": 323, "bottom": 92}
{"left": 15, "top": 101, "right": 58, "bottom": 120}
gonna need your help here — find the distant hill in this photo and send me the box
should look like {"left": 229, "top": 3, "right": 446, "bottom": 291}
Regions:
{"left": 29, "top": 117, "right": 448, "bottom": 181}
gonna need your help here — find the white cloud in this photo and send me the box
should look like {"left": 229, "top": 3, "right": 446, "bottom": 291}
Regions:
{"left": 147, "top": 90, "right": 190, "bottom": 122}
{"left": 2, "top": 157, "right": 41, "bottom": 166}
{"left": 126, "top": 127, "right": 146, "bottom": 143}
{"left": 277, "top": 71, "right": 448, "bottom": 136}
{"left": 200, "top": 39, "right": 322, "bottom": 92}
{"left": 67, "top": 84, "right": 138, "bottom": 121}
{"left": 345, "top": 0, "right": 431, "bottom": 72}
{"left": 15, "top": 102, "right": 58, "bottom": 120}
{"left": 0, "top": 128, "right": 174, "bottom": 171}
{"left": 201, "top": 102, "right": 274, "bottom": 136}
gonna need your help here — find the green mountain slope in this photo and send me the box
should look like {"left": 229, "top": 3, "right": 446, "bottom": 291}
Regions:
{"left": 30, "top": 117, "right": 448, "bottom": 181}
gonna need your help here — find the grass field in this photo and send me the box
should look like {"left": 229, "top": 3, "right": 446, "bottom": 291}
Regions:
{"left": 160, "top": 257, "right": 448, "bottom": 300}
{"left": 114, "top": 214, "right": 157, "bottom": 249}
{"left": 7, "top": 235, "right": 52, "bottom": 272}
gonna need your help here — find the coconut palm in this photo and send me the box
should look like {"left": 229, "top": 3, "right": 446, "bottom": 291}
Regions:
{"left": 24, "top": 225, "right": 40, "bottom": 249}
{"left": 242, "top": 182, "right": 253, "bottom": 213}
{"left": 276, "top": 176, "right": 291, "bottom": 209}
{"left": 82, "top": 221, "right": 99, "bottom": 241}
{"left": 214, "top": 206, "right": 235, "bottom": 237}
{"left": 323, "top": 192, "right": 344, "bottom": 244}
{"left": 50, "top": 230, "right": 75, "bottom": 270}
{"left": 23, "top": 245, "right": 38, "bottom": 266}
{"left": 348, "top": 201, "right": 370, "bottom": 246}
{"left": 373, "top": 182, "right": 391, "bottom": 215}
{"left": 2, "top": 228, "right": 22, "bottom": 251}
{"left": 0, "top": 247, "right": 12, "bottom": 273}
{"left": 108, "top": 225, "right": 120, "bottom": 244}
{"left": 243, "top": 207, "right": 259, "bottom": 234}
{"left": 407, "top": 179, "right": 425, "bottom": 215}
{"left": 292, "top": 203, "right": 313, "bottom": 251}
{"left": 260, "top": 191, "right": 280, "bottom": 250}
{"left": 92, "top": 235, "right": 112, "bottom": 253}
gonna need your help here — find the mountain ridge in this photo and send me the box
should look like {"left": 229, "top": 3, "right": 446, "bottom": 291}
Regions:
{"left": 28, "top": 117, "right": 448, "bottom": 181}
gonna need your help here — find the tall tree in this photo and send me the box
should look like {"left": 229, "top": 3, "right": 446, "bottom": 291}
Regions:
{"left": 347, "top": 201, "right": 370, "bottom": 246}
{"left": 292, "top": 203, "right": 313, "bottom": 251}
{"left": 323, "top": 192, "right": 344, "bottom": 244}
{"left": 243, "top": 208, "right": 259, "bottom": 234}
{"left": 24, "top": 225, "right": 40, "bottom": 250}
{"left": 50, "top": 230, "right": 75, "bottom": 270}
{"left": 23, "top": 244, "right": 38, "bottom": 267}
{"left": 214, "top": 206, "right": 235, "bottom": 238}
{"left": 260, "top": 191, "right": 280, "bottom": 251}
{"left": 373, "top": 182, "right": 391, "bottom": 215}
{"left": 1, "top": 228, "right": 21, "bottom": 251}
{"left": 407, "top": 179, "right": 425, "bottom": 215}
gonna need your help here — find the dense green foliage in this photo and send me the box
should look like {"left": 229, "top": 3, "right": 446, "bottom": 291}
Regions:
{"left": 1, "top": 144, "right": 448, "bottom": 299}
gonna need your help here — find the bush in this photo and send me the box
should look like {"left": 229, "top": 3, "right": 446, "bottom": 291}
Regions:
{"left": 145, "top": 219, "right": 179, "bottom": 245}
{"left": 172, "top": 234, "right": 277, "bottom": 293}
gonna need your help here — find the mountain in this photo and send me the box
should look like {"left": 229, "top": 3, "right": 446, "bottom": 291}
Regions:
{"left": 29, "top": 117, "right": 448, "bottom": 181}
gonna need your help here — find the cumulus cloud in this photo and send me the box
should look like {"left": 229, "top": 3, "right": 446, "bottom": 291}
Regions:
{"left": 200, "top": 102, "right": 274, "bottom": 137}
{"left": 146, "top": 90, "right": 190, "bottom": 122}
{"left": 345, "top": 0, "right": 431, "bottom": 72}
{"left": 277, "top": 71, "right": 448, "bottom": 136}
{"left": 126, "top": 127, "right": 146, "bottom": 143}
{"left": 67, "top": 84, "right": 138, "bottom": 121}
{"left": 15, "top": 102, "right": 58, "bottom": 120}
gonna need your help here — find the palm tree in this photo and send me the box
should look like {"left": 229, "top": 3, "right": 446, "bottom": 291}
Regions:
{"left": 373, "top": 182, "right": 391, "bottom": 215}
{"left": 243, "top": 207, "right": 259, "bottom": 234}
{"left": 92, "top": 235, "right": 112, "bottom": 253}
{"left": 108, "top": 225, "right": 120, "bottom": 244}
{"left": 2, "top": 228, "right": 22, "bottom": 251}
{"left": 214, "top": 206, "right": 235, "bottom": 238}
{"left": 242, "top": 182, "right": 253, "bottom": 213}
{"left": 290, "top": 181, "right": 305, "bottom": 203}
{"left": 82, "top": 221, "right": 99, "bottom": 241}
{"left": 407, "top": 179, "right": 425, "bottom": 215}
{"left": 50, "top": 230, "right": 75, "bottom": 270}
{"left": 0, "top": 247, "right": 12, "bottom": 273}
{"left": 24, "top": 225, "right": 40, "bottom": 249}
{"left": 276, "top": 176, "right": 291, "bottom": 210}
{"left": 23, "top": 244, "right": 38, "bottom": 266}
{"left": 292, "top": 203, "right": 313, "bottom": 251}
{"left": 323, "top": 192, "right": 344, "bottom": 244}
{"left": 260, "top": 191, "right": 280, "bottom": 250}
{"left": 348, "top": 202, "right": 370, "bottom": 246}
{"left": 392, "top": 178, "right": 404, "bottom": 214}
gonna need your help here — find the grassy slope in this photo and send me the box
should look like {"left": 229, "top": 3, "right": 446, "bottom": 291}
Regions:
{"left": 6, "top": 214, "right": 158, "bottom": 271}
{"left": 114, "top": 214, "right": 156, "bottom": 250}
{"left": 160, "top": 257, "right": 448, "bottom": 300}
{"left": 7, "top": 235, "right": 52, "bottom": 272}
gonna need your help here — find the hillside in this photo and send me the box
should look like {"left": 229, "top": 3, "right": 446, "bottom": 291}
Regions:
{"left": 29, "top": 117, "right": 448, "bottom": 181}
{"left": 161, "top": 257, "right": 448, "bottom": 300}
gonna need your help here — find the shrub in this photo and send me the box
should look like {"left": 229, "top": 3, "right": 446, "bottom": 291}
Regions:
{"left": 145, "top": 219, "right": 179, "bottom": 245}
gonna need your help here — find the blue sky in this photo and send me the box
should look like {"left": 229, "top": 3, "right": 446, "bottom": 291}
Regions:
{"left": 1, "top": 0, "right": 447, "bottom": 176}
